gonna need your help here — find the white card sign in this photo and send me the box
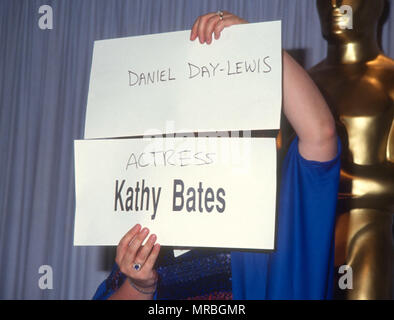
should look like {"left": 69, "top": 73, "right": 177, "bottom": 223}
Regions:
{"left": 84, "top": 21, "right": 282, "bottom": 138}
{"left": 74, "top": 137, "right": 277, "bottom": 250}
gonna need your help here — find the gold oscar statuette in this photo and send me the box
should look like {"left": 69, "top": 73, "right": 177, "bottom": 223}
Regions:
{"left": 309, "top": 0, "right": 394, "bottom": 299}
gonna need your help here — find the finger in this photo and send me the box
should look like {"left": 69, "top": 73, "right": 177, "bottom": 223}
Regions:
{"left": 122, "top": 228, "right": 150, "bottom": 267}
{"left": 205, "top": 15, "right": 221, "bottom": 44}
{"left": 213, "top": 20, "right": 226, "bottom": 40}
{"left": 134, "top": 233, "right": 157, "bottom": 265}
{"left": 190, "top": 16, "right": 201, "bottom": 41}
{"left": 213, "top": 17, "right": 239, "bottom": 40}
{"left": 116, "top": 224, "right": 141, "bottom": 263}
{"left": 197, "top": 12, "right": 217, "bottom": 43}
{"left": 142, "top": 243, "right": 161, "bottom": 271}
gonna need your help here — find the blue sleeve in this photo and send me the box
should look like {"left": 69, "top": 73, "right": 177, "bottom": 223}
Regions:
{"left": 92, "top": 263, "right": 126, "bottom": 300}
{"left": 231, "top": 137, "right": 341, "bottom": 300}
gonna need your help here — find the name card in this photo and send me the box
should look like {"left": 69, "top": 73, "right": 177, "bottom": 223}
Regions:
{"left": 74, "top": 137, "right": 277, "bottom": 250}
{"left": 84, "top": 21, "right": 282, "bottom": 138}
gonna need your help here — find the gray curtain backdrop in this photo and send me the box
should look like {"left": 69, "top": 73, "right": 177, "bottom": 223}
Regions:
{"left": 0, "top": 0, "right": 393, "bottom": 299}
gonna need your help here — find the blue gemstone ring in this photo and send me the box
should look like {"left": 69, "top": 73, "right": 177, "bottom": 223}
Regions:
{"left": 132, "top": 263, "right": 142, "bottom": 271}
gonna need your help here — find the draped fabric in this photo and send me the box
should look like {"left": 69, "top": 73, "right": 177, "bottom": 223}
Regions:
{"left": 232, "top": 137, "right": 341, "bottom": 299}
{"left": 0, "top": 0, "right": 393, "bottom": 299}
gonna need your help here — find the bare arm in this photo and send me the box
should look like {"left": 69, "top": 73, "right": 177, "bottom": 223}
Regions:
{"left": 191, "top": 12, "right": 338, "bottom": 161}
{"left": 282, "top": 51, "right": 337, "bottom": 161}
